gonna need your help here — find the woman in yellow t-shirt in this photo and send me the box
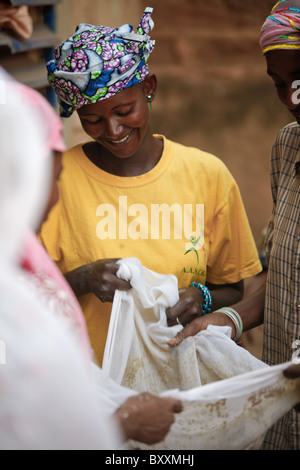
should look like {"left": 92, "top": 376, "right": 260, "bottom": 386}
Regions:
{"left": 41, "top": 7, "right": 262, "bottom": 364}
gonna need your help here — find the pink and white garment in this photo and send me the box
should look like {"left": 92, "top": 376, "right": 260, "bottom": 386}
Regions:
{"left": 12, "top": 80, "right": 92, "bottom": 360}
{"left": 0, "top": 68, "right": 123, "bottom": 450}
{"left": 21, "top": 230, "right": 92, "bottom": 362}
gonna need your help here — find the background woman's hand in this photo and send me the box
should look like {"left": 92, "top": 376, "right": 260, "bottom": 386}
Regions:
{"left": 168, "top": 310, "right": 238, "bottom": 347}
{"left": 115, "top": 392, "right": 182, "bottom": 444}
{"left": 284, "top": 363, "right": 300, "bottom": 379}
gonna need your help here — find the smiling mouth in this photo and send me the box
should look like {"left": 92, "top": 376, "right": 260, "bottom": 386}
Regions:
{"left": 106, "top": 131, "right": 133, "bottom": 145}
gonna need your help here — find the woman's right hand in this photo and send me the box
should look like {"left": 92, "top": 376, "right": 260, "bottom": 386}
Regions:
{"left": 65, "top": 258, "right": 131, "bottom": 302}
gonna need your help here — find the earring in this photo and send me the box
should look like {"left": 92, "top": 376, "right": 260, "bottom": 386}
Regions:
{"left": 147, "top": 94, "right": 153, "bottom": 110}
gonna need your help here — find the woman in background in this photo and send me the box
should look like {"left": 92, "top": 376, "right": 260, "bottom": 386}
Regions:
{"left": 170, "top": 0, "right": 300, "bottom": 450}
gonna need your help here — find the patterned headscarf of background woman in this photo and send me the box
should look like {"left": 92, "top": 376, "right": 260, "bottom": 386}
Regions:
{"left": 259, "top": 0, "right": 300, "bottom": 54}
{"left": 47, "top": 7, "right": 155, "bottom": 117}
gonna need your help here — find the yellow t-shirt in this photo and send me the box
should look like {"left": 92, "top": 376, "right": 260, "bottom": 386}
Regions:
{"left": 40, "top": 135, "right": 261, "bottom": 364}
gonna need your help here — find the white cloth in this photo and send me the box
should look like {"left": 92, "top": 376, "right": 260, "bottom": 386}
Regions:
{"left": 150, "top": 361, "right": 300, "bottom": 450}
{"left": 102, "top": 257, "right": 266, "bottom": 392}
{"left": 102, "top": 257, "right": 300, "bottom": 450}
{"left": 0, "top": 269, "right": 122, "bottom": 450}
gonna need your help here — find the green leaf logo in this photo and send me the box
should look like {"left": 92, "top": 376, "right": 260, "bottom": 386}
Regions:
{"left": 184, "top": 235, "right": 203, "bottom": 265}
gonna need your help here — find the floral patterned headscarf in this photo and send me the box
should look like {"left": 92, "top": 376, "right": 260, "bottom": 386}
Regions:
{"left": 46, "top": 7, "right": 155, "bottom": 117}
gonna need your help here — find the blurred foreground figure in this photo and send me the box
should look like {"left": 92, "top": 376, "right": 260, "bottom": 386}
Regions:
{"left": 0, "top": 69, "right": 181, "bottom": 449}
{"left": 0, "top": 70, "right": 119, "bottom": 449}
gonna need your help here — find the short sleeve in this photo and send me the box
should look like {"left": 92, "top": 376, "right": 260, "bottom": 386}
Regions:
{"left": 206, "top": 171, "right": 262, "bottom": 284}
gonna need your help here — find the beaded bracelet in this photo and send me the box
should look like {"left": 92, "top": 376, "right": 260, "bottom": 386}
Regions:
{"left": 214, "top": 307, "right": 243, "bottom": 342}
{"left": 190, "top": 282, "right": 212, "bottom": 315}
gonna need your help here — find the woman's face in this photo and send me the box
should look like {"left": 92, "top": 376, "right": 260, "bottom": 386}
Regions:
{"left": 266, "top": 49, "right": 300, "bottom": 125}
{"left": 77, "top": 78, "right": 154, "bottom": 159}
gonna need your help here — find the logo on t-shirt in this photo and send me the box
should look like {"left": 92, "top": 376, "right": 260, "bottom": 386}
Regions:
{"left": 184, "top": 235, "right": 204, "bottom": 264}
{"left": 182, "top": 234, "right": 206, "bottom": 278}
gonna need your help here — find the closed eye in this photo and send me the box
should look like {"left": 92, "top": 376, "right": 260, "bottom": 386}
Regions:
{"left": 116, "top": 107, "right": 133, "bottom": 117}
{"left": 82, "top": 116, "right": 102, "bottom": 125}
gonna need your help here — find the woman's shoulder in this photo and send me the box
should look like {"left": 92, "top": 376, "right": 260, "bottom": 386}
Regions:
{"left": 275, "top": 121, "right": 300, "bottom": 145}
{"left": 63, "top": 143, "right": 87, "bottom": 158}
{"left": 164, "top": 136, "right": 223, "bottom": 161}
{"left": 272, "top": 122, "right": 300, "bottom": 171}
{"left": 164, "top": 136, "right": 231, "bottom": 175}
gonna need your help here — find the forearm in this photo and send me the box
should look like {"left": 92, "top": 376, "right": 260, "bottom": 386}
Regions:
{"left": 208, "top": 281, "right": 244, "bottom": 312}
{"left": 64, "top": 265, "right": 91, "bottom": 297}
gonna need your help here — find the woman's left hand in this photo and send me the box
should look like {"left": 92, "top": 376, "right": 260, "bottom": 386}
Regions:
{"left": 166, "top": 286, "right": 203, "bottom": 327}
{"left": 166, "top": 280, "right": 243, "bottom": 328}
{"left": 284, "top": 363, "right": 300, "bottom": 379}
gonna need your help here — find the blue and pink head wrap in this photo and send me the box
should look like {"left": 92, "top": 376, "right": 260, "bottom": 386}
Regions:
{"left": 260, "top": 0, "right": 300, "bottom": 54}
{"left": 46, "top": 7, "right": 155, "bottom": 117}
